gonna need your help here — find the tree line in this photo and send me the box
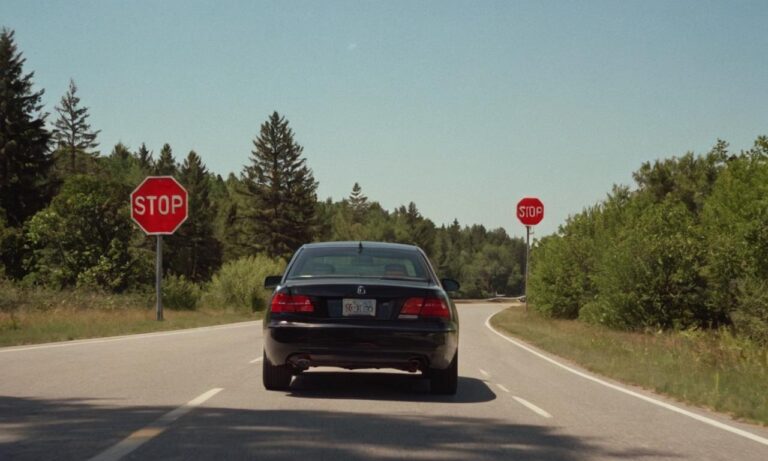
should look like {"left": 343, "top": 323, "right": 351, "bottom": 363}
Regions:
{"left": 528, "top": 137, "right": 768, "bottom": 344}
{"left": 0, "top": 28, "right": 526, "bottom": 300}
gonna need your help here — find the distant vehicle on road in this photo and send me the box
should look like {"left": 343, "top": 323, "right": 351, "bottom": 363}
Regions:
{"left": 262, "top": 241, "right": 460, "bottom": 394}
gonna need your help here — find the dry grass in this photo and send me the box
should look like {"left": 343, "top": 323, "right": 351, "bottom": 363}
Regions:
{"left": 491, "top": 304, "right": 768, "bottom": 426}
{"left": 0, "top": 282, "right": 261, "bottom": 347}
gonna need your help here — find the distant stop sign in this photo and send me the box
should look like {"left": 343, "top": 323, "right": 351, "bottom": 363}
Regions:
{"left": 131, "top": 176, "right": 188, "bottom": 235}
{"left": 517, "top": 197, "right": 544, "bottom": 226}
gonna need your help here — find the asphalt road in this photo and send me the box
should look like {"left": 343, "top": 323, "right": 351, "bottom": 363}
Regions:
{"left": 1, "top": 303, "right": 767, "bottom": 460}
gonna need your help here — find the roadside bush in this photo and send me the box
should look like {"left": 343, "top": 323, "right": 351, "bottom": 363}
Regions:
{"left": 201, "top": 255, "right": 285, "bottom": 312}
{"left": 580, "top": 200, "right": 710, "bottom": 329}
{"left": 162, "top": 275, "right": 201, "bottom": 310}
{"left": 23, "top": 175, "right": 148, "bottom": 292}
{"left": 731, "top": 278, "right": 768, "bottom": 346}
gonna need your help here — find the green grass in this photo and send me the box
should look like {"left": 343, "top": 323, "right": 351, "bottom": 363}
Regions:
{"left": 490, "top": 304, "right": 768, "bottom": 426}
{"left": 0, "top": 284, "right": 262, "bottom": 347}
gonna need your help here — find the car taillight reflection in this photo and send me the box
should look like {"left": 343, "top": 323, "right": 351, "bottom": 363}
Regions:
{"left": 399, "top": 297, "right": 450, "bottom": 319}
{"left": 271, "top": 293, "right": 315, "bottom": 313}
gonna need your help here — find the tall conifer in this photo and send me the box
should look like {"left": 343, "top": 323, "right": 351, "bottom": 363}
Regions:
{"left": 168, "top": 151, "right": 222, "bottom": 280}
{"left": 242, "top": 111, "right": 318, "bottom": 258}
{"left": 0, "top": 28, "right": 53, "bottom": 227}
{"left": 154, "top": 143, "right": 177, "bottom": 175}
{"left": 52, "top": 79, "right": 100, "bottom": 174}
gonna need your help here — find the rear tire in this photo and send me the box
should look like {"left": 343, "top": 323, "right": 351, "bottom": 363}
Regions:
{"left": 262, "top": 352, "right": 292, "bottom": 390}
{"left": 429, "top": 352, "right": 458, "bottom": 395}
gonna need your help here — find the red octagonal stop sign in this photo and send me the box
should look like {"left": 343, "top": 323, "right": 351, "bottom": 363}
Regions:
{"left": 517, "top": 197, "right": 544, "bottom": 226}
{"left": 131, "top": 176, "right": 188, "bottom": 235}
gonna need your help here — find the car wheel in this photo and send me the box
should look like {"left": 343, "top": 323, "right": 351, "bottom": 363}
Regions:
{"left": 262, "top": 352, "right": 292, "bottom": 390}
{"left": 429, "top": 351, "right": 458, "bottom": 395}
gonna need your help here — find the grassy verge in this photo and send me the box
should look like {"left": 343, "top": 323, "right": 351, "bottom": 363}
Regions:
{"left": 0, "top": 286, "right": 261, "bottom": 347}
{"left": 491, "top": 304, "right": 768, "bottom": 426}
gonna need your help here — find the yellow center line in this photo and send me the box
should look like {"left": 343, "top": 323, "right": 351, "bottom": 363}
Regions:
{"left": 88, "top": 388, "right": 223, "bottom": 461}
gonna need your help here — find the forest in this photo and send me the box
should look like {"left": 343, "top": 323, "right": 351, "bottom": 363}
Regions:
{"left": 0, "top": 28, "right": 526, "bottom": 313}
{"left": 528, "top": 137, "right": 768, "bottom": 344}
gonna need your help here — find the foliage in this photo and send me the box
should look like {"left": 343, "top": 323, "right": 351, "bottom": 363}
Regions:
{"left": 0, "top": 28, "right": 53, "bottom": 227}
{"left": 530, "top": 137, "right": 768, "bottom": 342}
{"left": 165, "top": 151, "right": 222, "bottom": 281}
{"left": 162, "top": 274, "right": 201, "bottom": 310}
{"left": 23, "top": 175, "right": 151, "bottom": 291}
{"left": 201, "top": 255, "right": 285, "bottom": 312}
{"left": 52, "top": 79, "right": 100, "bottom": 175}
{"left": 154, "top": 143, "right": 177, "bottom": 176}
{"left": 241, "top": 111, "right": 318, "bottom": 259}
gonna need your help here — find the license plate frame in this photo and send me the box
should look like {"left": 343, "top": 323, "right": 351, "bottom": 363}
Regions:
{"left": 342, "top": 298, "right": 376, "bottom": 317}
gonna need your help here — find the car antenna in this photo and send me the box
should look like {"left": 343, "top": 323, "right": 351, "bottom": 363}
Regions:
{"left": 358, "top": 241, "right": 363, "bottom": 253}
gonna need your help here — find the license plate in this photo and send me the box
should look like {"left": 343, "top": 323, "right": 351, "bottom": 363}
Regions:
{"left": 342, "top": 298, "right": 376, "bottom": 316}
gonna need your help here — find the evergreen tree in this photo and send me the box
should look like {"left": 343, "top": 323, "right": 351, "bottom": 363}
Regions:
{"left": 0, "top": 28, "right": 53, "bottom": 227}
{"left": 109, "top": 142, "right": 131, "bottom": 160}
{"left": 134, "top": 143, "right": 153, "bottom": 172}
{"left": 154, "top": 143, "right": 177, "bottom": 175}
{"left": 52, "top": 79, "right": 100, "bottom": 175}
{"left": 167, "top": 151, "right": 222, "bottom": 281}
{"left": 241, "top": 111, "right": 318, "bottom": 258}
{"left": 348, "top": 182, "right": 369, "bottom": 223}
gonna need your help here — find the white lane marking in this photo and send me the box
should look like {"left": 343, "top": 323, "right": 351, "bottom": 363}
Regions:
{"left": 496, "top": 383, "right": 510, "bottom": 393}
{"left": 0, "top": 321, "right": 262, "bottom": 354}
{"left": 513, "top": 395, "right": 553, "bottom": 419}
{"left": 88, "top": 388, "right": 223, "bottom": 461}
{"left": 485, "top": 313, "right": 768, "bottom": 447}
{"left": 250, "top": 357, "right": 263, "bottom": 363}
{"left": 479, "top": 368, "right": 491, "bottom": 378}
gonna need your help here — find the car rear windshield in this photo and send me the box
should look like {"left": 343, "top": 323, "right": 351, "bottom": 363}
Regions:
{"left": 287, "top": 246, "right": 431, "bottom": 281}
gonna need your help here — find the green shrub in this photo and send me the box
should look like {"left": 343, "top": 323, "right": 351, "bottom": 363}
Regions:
{"left": 162, "top": 275, "right": 201, "bottom": 310}
{"left": 201, "top": 255, "right": 285, "bottom": 312}
{"left": 732, "top": 278, "right": 768, "bottom": 345}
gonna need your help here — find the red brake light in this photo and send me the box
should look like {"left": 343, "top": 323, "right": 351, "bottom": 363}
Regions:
{"left": 271, "top": 293, "right": 315, "bottom": 313}
{"left": 420, "top": 297, "right": 450, "bottom": 318}
{"left": 400, "top": 297, "right": 450, "bottom": 319}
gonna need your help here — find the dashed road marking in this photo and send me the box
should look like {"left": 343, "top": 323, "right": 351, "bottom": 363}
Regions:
{"left": 479, "top": 368, "right": 490, "bottom": 378}
{"left": 250, "top": 357, "right": 263, "bottom": 363}
{"left": 88, "top": 388, "right": 223, "bottom": 461}
{"left": 485, "top": 313, "right": 768, "bottom": 447}
{"left": 496, "top": 383, "right": 510, "bottom": 393}
{"left": 513, "top": 395, "right": 553, "bottom": 419}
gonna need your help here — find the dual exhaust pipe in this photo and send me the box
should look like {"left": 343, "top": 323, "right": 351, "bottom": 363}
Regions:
{"left": 287, "top": 355, "right": 424, "bottom": 373}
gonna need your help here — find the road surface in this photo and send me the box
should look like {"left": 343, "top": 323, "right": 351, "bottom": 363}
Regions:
{"left": 1, "top": 303, "right": 767, "bottom": 460}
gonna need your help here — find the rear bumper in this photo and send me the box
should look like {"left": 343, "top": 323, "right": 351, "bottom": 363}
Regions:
{"left": 263, "top": 320, "right": 458, "bottom": 371}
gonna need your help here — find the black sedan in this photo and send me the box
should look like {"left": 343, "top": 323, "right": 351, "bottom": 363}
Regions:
{"left": 262, "top": 241, "right": 460, "bottom": 394}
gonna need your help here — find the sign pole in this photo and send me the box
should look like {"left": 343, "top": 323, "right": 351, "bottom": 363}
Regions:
{"left": 524, "top": 225, "right": 530, "bottom": 312}
{"left": 156, "top": 235, "right": 163, "bottom": 321}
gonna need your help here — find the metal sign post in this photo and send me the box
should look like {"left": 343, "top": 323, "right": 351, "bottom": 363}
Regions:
{"left": 156, "top": 235, "right": 163, "bottom": 321}
{"left": 524, "top": 225, "right": 530, "bottom": 312}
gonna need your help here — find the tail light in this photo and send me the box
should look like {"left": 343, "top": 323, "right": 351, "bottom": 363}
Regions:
{"left": 399, "top": 297, "right": 451, "bottom": 319}
{"left": 270, "top": 293, "right": 315, "bottom": 313}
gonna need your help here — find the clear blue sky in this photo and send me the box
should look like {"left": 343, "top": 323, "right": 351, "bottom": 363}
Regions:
{"left": 2, "top": 0, "right": 767, "bottom": 238}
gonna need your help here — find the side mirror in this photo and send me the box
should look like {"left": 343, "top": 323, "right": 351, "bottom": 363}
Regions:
{"left": 264, "top": 275, "right": 282, "bottom": 289}
{"left": 441, "top": 278, "right": 460, "bottom": 292}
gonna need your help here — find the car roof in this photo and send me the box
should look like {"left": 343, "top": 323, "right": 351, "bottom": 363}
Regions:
{"left": 301, "top": 241, "right": 421, "bottom": 251}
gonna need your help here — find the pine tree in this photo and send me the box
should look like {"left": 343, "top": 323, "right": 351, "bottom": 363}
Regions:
{"left": 52, "top": 79, "right": 100, "bottom": 174}
{"left": 134, "top": 143, "right": 153, "bottom": 172}
{"left": 0, "top": 28, "right": 53, "bottom": 227}
{"left": 154, "top": 143, "right": 177, "bottom": 175}
{"left": 110, "top": 142, "right": 131, "bottom": 160}
{"left": 167, "top": 151, "right": 222, "bottom": 281}
{"left": 241, "top": 111, "right": 318, "bottom": 258}
{"left": 348, "top": 182, "right": 369, "bottom": 223}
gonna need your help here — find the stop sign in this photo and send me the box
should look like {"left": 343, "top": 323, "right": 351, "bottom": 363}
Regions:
{"left": 131, "top": 176, "right": 188, "bottom": 235}
{"left": 517, "top": 197, "right": 544, "bottom": 226}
